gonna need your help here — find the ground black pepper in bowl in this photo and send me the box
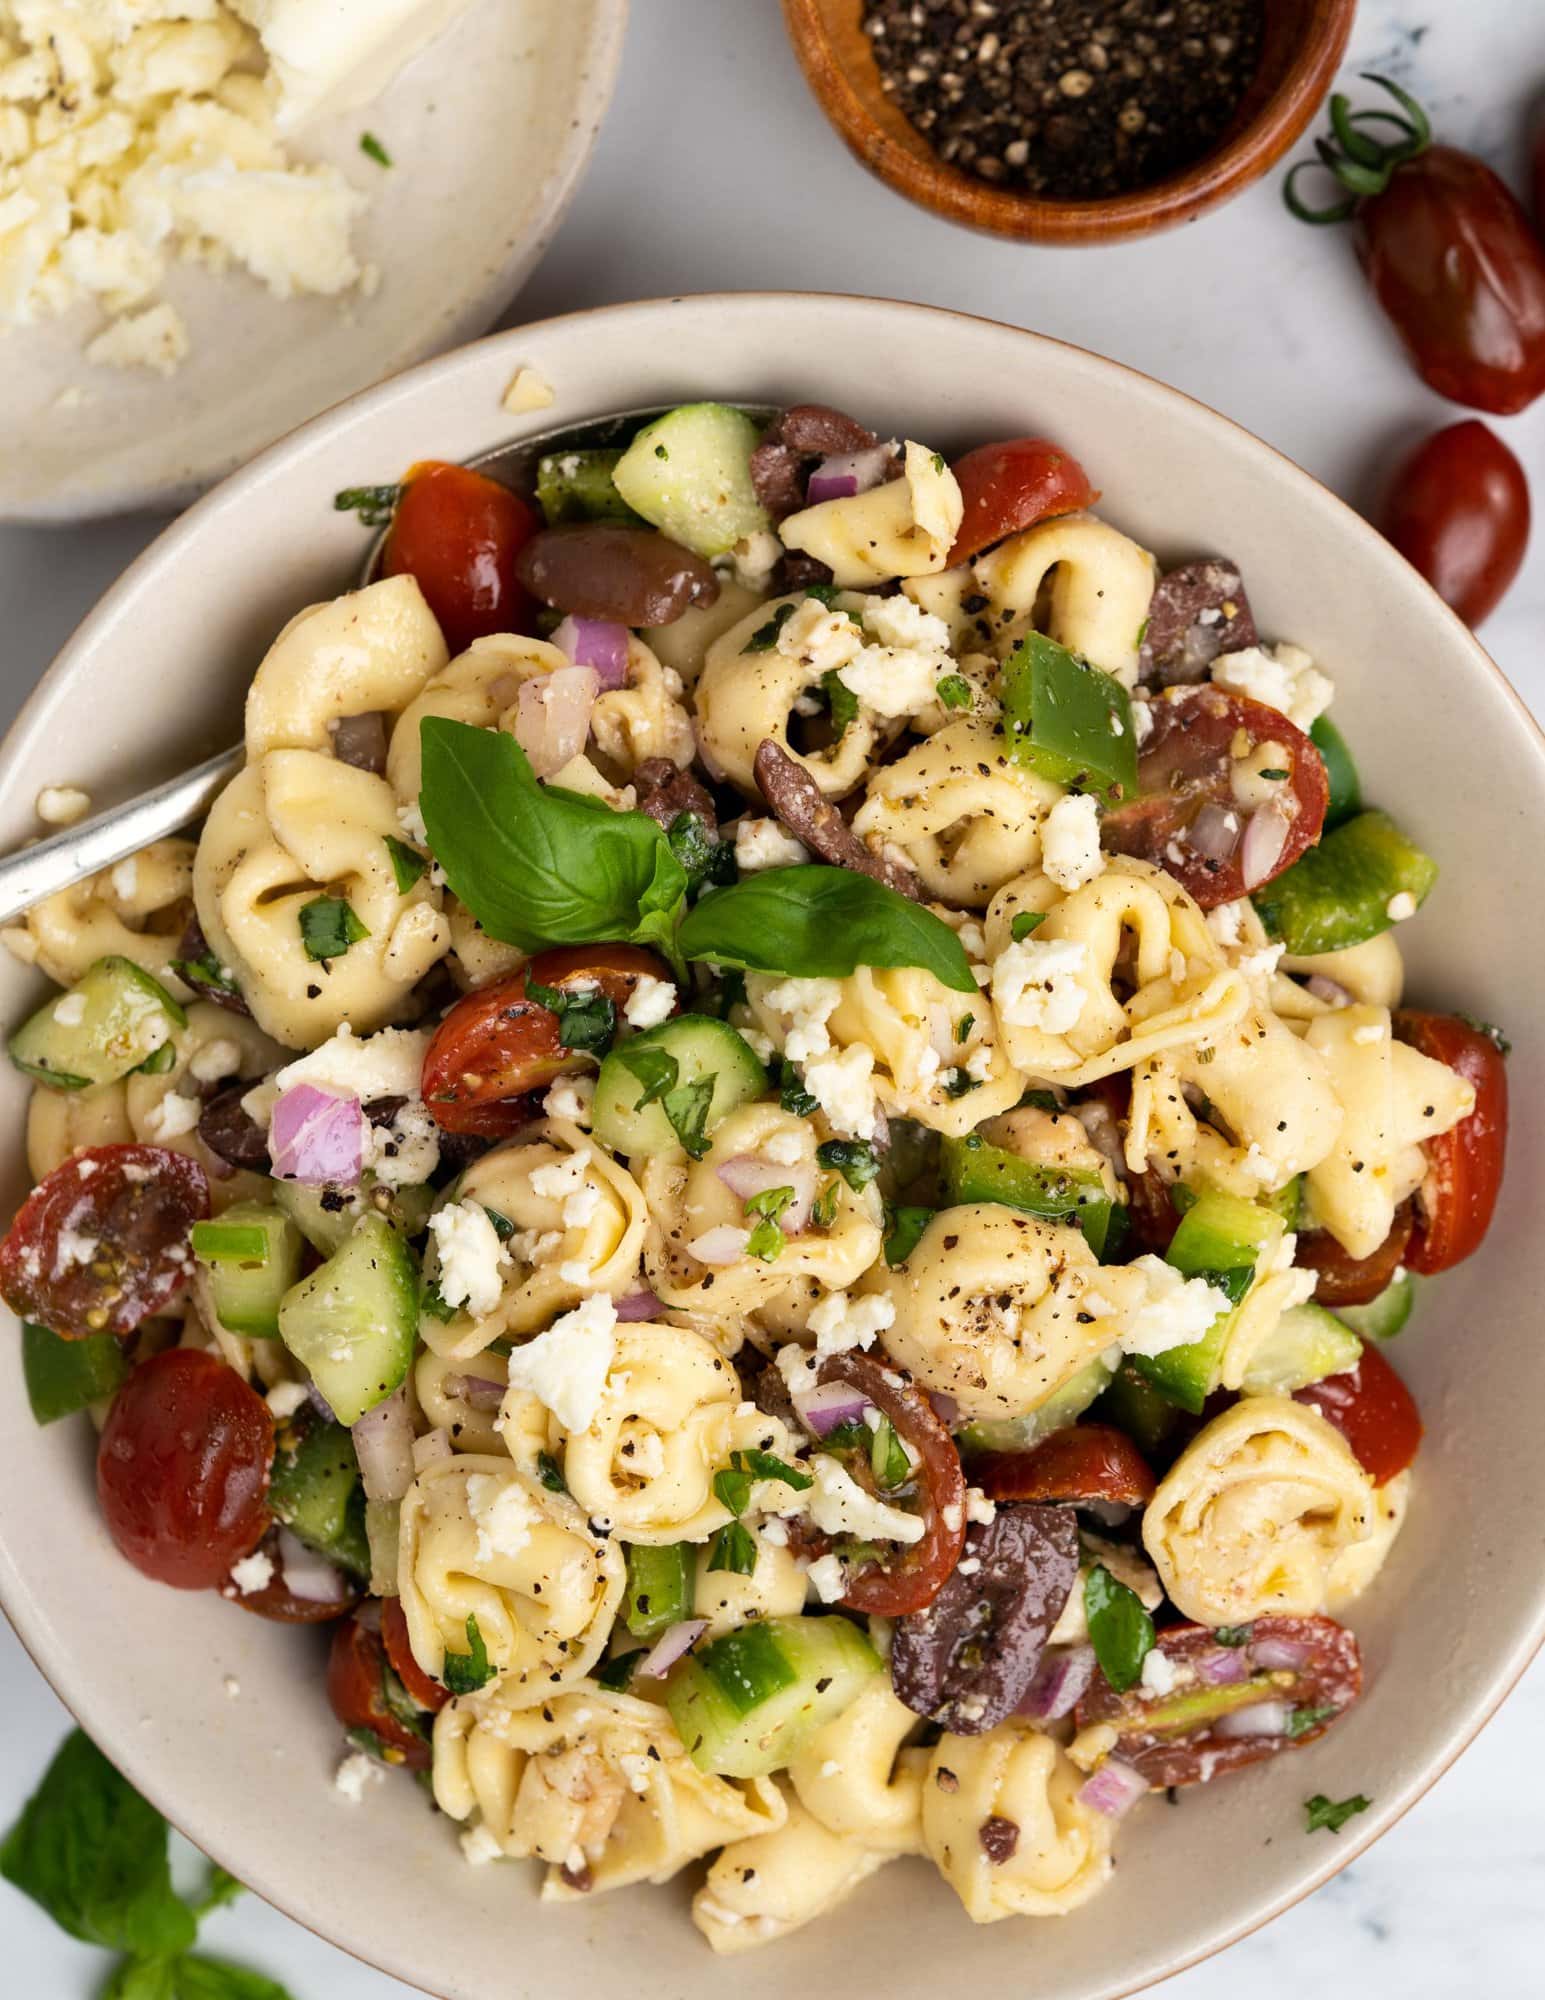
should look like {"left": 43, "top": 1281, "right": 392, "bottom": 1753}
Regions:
{"left": 863, "top": 0, "right": 1267, "bottom": 201}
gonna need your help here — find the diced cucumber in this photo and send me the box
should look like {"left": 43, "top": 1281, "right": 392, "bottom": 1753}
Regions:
{"left": 1334, "top": 1269, "right": 1418, "bottom": 1342}
{"left": 1310, "top": 716, "right": 1362, "bottom": 830}
{"left": 269, "top": 1414, "right": 370, "bottom": 1580}
{"left": 1092, "top": 1358, "right": 1184, "bottom": 1461}
{"left": 623, "top": 1542, "right": 694, "bottom": 1640}
{"left": 275, "top": 1178, "right": 433, "bottom": 1256}
{"left": 276, "top": 1213, "right": 418, "bottom": 1426}
{"left": 1261, "top": 1174, "right": 1302, "bottom": 1230}
{"left": 592, "top": 1013, "right": 766, "bottom": 1159}
{"left": 1253, "top": 809, "right": 1438, "bottom": 956}
{"left": 1138, "top": 1191, "right": 1285, "bottom": 1414}
{"left": 940, "top": 1132, "right": 1122, "bottom": 1258}
{"left": 958, "top": 1356, "right": 1115, "bottom": 1456}
{"left": 612, "top": 403, "right": 770, "bottom": 559}
{"left": 666, "top": 1614, "right": 881, "bottom": 1778}
{"left": 22, "top": 1320, "right": 128, "bottom": 1425}
{"left": 365, "top": 1498, "right": 401, "bottom": 1597}
{"left": 9, "top": 956, "right": 185, "bottom": 1091}
{"left": 1240, "top": 1302, "right": 1361, "bottom": 1396}
{"left": 192, "top": 1201, "right": 305, "bottom": 1339}
{"left": 535, "top": 448, "right": 641, "bottom": 526}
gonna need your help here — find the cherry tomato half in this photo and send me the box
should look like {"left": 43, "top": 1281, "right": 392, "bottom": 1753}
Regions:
{"left": 223, "top": 1524, "right": 359, "bottom": 1624}
{"left": 97, "top": 1348, "right": 273, "bottom": 1589}
{"left": 972, "top": 1423, "right": 1155, "bottom": 1507}
{"left": 1, "top": 1144, "right": 209, "bottom": 1340}
{"left": 421, "top": 944, "right": 674, "bottom": 1136}
{"left": 381, "top": 461, "right": 538, "bottom": 655}
{"left": 1382, "top": 420, "right": 1530, "bottom": 627}
{"left": 1075, "top": 1615, "right": 1362, "bottom": 1788}
{"left": 815, "top": 1350, "right": 966, "bottom": 1618}
{"left": 327, "top": 1610, "right": 433, "bottom": 1770}
{"left": 1100, "top": 687, "right": 1329, "bottom": 909}
{"left": 1296, "top": 1203, "right": 1413, "bottom": 1309}
{"left": 947, "top": 438, "right": 1098, "bottom": 566}
{"left": 1297, "top": 1342, "right": 1422, "bottom": 1486}
{"left": 1393, "top": 1011, "right": 1508, "bottom": 1274}
{"left": 382, "top": 1595, "right": 450, "bottom": 1713}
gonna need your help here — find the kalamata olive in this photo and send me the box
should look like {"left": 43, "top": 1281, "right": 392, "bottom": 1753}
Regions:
{"left": 1138, "top": 559, "right": 1258, "bottom": 686}
{"left": 751, "top": 403, "right": 879, "bottom": 519}
{"left": 330, "top": 710, "right": 389, "bottom": 774}
{"left": 754, "top": 739, "right": 921, "bottom": 897}
{"left": 633, "top": 757, "right": 719, "bottom": 834}
{"left": 515, "top": 524, "right": 719, "bottom": 627}
{"left": 197, "top": 1085, "right": 272, "bottom": 1174}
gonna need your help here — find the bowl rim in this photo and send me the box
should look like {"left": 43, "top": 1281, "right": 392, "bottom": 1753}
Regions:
{"left": 3, "top": 289, "right": 1544, "bottom": 2000}
{"left": 780, "top": 0, "right": 1357, "bottom": 243}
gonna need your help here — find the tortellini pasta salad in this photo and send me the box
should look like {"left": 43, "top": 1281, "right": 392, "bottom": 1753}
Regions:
{"left": 0, "top": 401, "right": 1508, "bottom": 1952}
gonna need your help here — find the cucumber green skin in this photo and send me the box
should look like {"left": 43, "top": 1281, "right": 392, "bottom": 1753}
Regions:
{"left": 1310, "top": 716, "right": 1362, "bottom": 830}
{"left": 940, "top": 1133, "right": 1121, "bottom": 1259}
{"left": 22, "top": 1321, "right": 127, "bottom": 1424}
{"left": 1240, "top": 1303, "right": 1361, "bottom": 1396}
{"left": 275, "top": 1178, "right": 433, "bottom": 1255}
{"left": 666, "top": 1614, "right": 881, "bottom": 1779}
{"left": 270, "top": 1418, "right": 370, "bottom": 1581}
{"left": 1253, "top": 810, "right": 1438, "bottom": 956}
{"left": 195, "top": 1201, "right": 305, "bottom": 1339}
{"left": 1261, "top": 1175, "right": 1302, "bottom": 1230}
{"left": 591, "top": 1013, "right": 767, "bottom": 1159}
{"left": 612, "top": 404, "right": 770, "bottom": 559}
{"left": 276, "top": 1213, "right": 418, "bottom": 1426}
{"left": 9, "top": 955, "right": 186, "bottom": 1091}
{"left": 958, "top": 1356, "right": 1115, "bottom": 1456}
{"left": 1334, "top": 1270, "right": 1418, "bottom": 1342}
{"left": 1092, "top": 1359, "right": 1184, "bottom": 1460}
{"left": 1138, "top": 1191, "right": 1285, "bottom": 1414}
{"left": 535, "top": 449, "right": 642, "bottom": 527}
{"left": 623, "top": 1542, "right": 694, "bottom": 1640}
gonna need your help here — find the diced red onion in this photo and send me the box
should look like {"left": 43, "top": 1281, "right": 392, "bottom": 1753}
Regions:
{"left": 688, "top": 1224, "right": 751, "bottom": 1266}
{"left": 1077, "top": 1758, "right": 1149, "bottom": 1818}
{"left": 809, "top": 444, "right": 894, "bottom": 502}
{"left": 1213, "top": 1699, "right": 1292, "bottom": 1740}
{"left": 634, "top": 1618, "right": 709, "bottom": 1679}
{"left": 1240, "top": 799, "right": 1293, "bottom": 891}
{"left": 515, "top": 664, "right": 600, "bottom": 777}
{"left": 275, "top": 1527, "right": 353, "bottom": 1605}
{"left": 441, "top": 1372, "right": 507, "bottom": 1413}
{"left": 1305, "top": 975, "right": 1353, "bottom": 1008}
{"left": 270, "top": 1084, "right": 362, "bottom": 1187}
{"left": 807, "top": 471, "right": 859, "bottom": 504}
{"left": 1017, "top": 1644, "right": 1096, "bottom": 1721}
{"left": 551, "top": 616, "right": 630, "bottom": 690}
{"left": 1250, "top": 1636, "right": 1310, "bottom": 1673}
{"left": 1190, "top": 801, "right": 1242, "bottom": 863}
{"left": 1195, "top": 1647, "right": 1251, "bottom": 1687}
{"left": 352, "top": 1386, "right": 416, "bottom": 1503}
{"left": 794, "top": 1378, "right": 874, "bottom": 1438}
{"left": 614, "top": 1288, "right": 664, "bottom": 1322}
{"left": 714, "top": 1157, "right": 816, "bottom": 1232}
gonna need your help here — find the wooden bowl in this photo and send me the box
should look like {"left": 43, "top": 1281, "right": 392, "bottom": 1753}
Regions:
{"left": 783, "top": 0, "right": 1356, "bottom": 243}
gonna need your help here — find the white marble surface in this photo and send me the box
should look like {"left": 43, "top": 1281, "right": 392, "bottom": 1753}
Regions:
{"left": 1, "top": 0, "right": 1543, "bottom": 1994}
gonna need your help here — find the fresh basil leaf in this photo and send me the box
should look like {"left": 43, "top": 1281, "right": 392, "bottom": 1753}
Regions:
{"left": 869, "top": 1417, "right": 910, "bottom": 1490}
{"left": 525, "top": 979, "right": 617, "bottom": 1055}
{"left": 190, "top": 1866, "right": 243, "bottom": 1920}
{"left": 419, "top": 1281, "right": 454, "bottom": 1323}
{"left": 172, "top": 1956, "right": 297, "bottom": 2000}
{"left": 0, "top": 1732, "right": 196, "bottom": 1960}
{"left": 662, "top": 1074, "right": 715, "bottom": 1159}
{"left": 712, "top": 1466, "right": 754, "bottom": 1518}
{"left": 677, "top": 865, "right": 974, "bottom": 993}
{"left": 383, "top": 835, "right": 428, "bottom": 893}
{"left": 745, "top": 603, "right": 798, "bottom": 652}
{"left": 942, "top": 1067, "right": 979, "bottom": 1099}
{"left": 1457, "top": 1012, "right": 1511, "bottom": 1056}
{"left": 1010, "top": 911, "right": 1046, "bottom": 942}
{"left": 821, "top": 669, "right": 860, "bottom": 739}
{"left": 706, "top": 1520, "right": 758, "bottom": 1576}
{"left": 618, "top": 1042, "right": 679, "bottom": 1108}
{"left": 883, "top": 1204, "right": 934, "bottom": 1266}
{"left": 1213, "top": 1623, "right": 1254, "bottom": 1647}
{"left": 298, "top": 896, "right": 369, "bottom": 963}
{"left": 1084, "top": 1564, "right": 1155, "bottom": 1695}
{"left": 745, "top": 1216, "right": 786, "bottom": 1262}
{"left": 419, "top": 719, "right": 687, "bottom": 958}
{"left": 667, "top": 812, "right": 736, "bottom": 894}
{"left": 1304, "top": 1792, "right": 1371, "bottom": 1835}
{"left": 1017, "top": 1087, "right": 1061, "bottom": 1112}
{"left": 734, "top": 1447, "right": 813, "bottom": 1492}
{"left": 536, "top": 1451, "right": 567, "bottom": 1494}
{"left": 816, "top": 1139, "right": 880, "bottom": 1191}
{"left": 595, "top": 1650, "right": 641, "bottom": 1691}
{"left": 1285, "top": 1703, "right": 1337, "bottom": 1741}
{"left": 442, "top": 1613, "right": 495, "bottom": 1695}
{"left": 778, "top": 1059, "right": 818, "bottom": 1117}
{"left": 743, "top": 1185, "right": 797, "bottom": 1222}
{"left": 822, "top": 1420, "right": 871, "bottom": 1453}
{"left": 104, "top": 1962, "right": 176, "bottom": 2000}
{"left": 134, "top": 1043, "right": 177, "bottom": 1076}
{"left": 334, "top": 484, "right": 399, "bottom": 526}
{"left": 169, "top": 953, "right": 239, "bottom": 1002}
{"left": 360, "top": 131, "right": 393, "bottom": 168}
{"left": 936, "top": 673, "right": 973, "bottom": 711}
{"left": 954, "top": 1013, "right": 975, "bottom": 1044}
{"left": 811, "top": 1177, "right": 840, "bottom": 1227}
{"left": 480, "top": 1206, "right": 515, "bottom": 1242}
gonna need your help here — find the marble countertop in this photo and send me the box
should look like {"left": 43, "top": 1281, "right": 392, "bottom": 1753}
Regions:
{"left": 1, "top": 1, "right": 1541, "bottom": 1993}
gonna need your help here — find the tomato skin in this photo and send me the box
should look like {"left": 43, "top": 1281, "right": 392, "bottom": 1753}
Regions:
{"left": 382, "top": 1595, "right": 449, "bottom": 1712}
{"left": 1296, "top": 1342, "right": 1422, "bottom": 1485}
{"left": 327, "top": 1613, "right": 432, "bottom": 1770}
{"left": 1382, "top": 421, "right": 1530, "bottom": 627}
{"left": 380, "top": 461, "right": 538, "bottom": 655}
{"left": 97, "top": 1348, "right": 273, "bottom": 1589}
{"left": 223, "top": 1525, "right": 359, "bottom": 1624}
{"left": 1, "top": 1144, "right": 209, "bottom": 1339}
{"left": 973, "top": 1424, "right": 1155, "bottom": 1506}
{"left": 1393, "top": 1011, "right": 1508, "bottom": 1274}
{"left": 1100, "top": 687, "right": 1329, "bottom": 909}
{"left": 1296, "top": 1204, "right": 1413, "bottom": 1308}
{"left": 947, "top": 439, "right": 1097, "bottom": 566}
{"left": 1358, "top": 147, "right": 1545, "bottom": 415}
{"left": 421, "top": 944, "right": 672, "bottom": 1135}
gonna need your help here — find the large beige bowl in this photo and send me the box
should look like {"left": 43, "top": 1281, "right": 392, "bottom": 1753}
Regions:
{"left": 0, "top": 296, "right": 1540, "bottom": 2000}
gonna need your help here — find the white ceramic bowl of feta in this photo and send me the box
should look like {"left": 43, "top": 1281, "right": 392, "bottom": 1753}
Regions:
{"left": 0, "top": 0, "right": 628, "bottom": 522}
{"left": 0, "top": 295, "right": 1542, "bottom": 2000}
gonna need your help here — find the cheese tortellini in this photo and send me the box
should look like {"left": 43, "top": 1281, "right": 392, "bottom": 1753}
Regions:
{"left": 780, "top": 442, "right": 963, "bottom": 588}
{"left": 970, "top": 512, "right": 1156, "bottom": 686}
{"left": 8, "top": 838, "right": 197, "bottom": 994}
{"left": 692, "top": 1789, "right": 892, "bottom": 1953}
{"left": 788, "top": 1677, "right": 927, "bottom": 1856}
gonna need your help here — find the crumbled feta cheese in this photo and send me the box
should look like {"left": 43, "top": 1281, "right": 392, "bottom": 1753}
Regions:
{"left": 1237, "top": 943, "right": 1284, "bottom": 982}
{"left": 759, "top": 1516, "right": 790, "bottom": 1547}
{"left": 460, "top": 1822, "right": 505, "bottom": 1866}
{"left": 397, "top": 801, "right": 431, "bottom": 847}
{"left": 1131, "top": 699, "right": 1154, "bottom": 746}
{"left": 334, "top": 1751, "right": 381, "bottom": 1803}
{"left": 51, "top": 991, "right": 86, "bottom": 1029}
{"left": 730, "top": 529, "right": 783, "bottom": 592}
{"left": 775, "top": 598, "right": 864, "bottom": 674}
{"left": 464, "top": 1472, "right": 539, "bottom": 1565}
{"left": 543, "top": 1074, "right": 595, "bottom": 1125}
{"left": 775, "top": 1341, "right": 820, "bottom": 1400}
{"left": 223, "top": 1675, "right": 241, "bottom": 1699}
{"left": 1040, "top": 793, "right": 1105, "bottom": 892}
{"left": 836, "top": 645, "right": 946, "bottom": 720}
{"left": 807, "top": 1289, "right": 896, "bottom": 1358}
{"left": 266, "top": 1380, "right": 310, "bottom": 1420}
{"left": 761, "top": 1129, "right": 806, "bottom": 1167}
{"left": 274, "top": 1025, "right": 429, "bottom": 1107}
{"left": 963, "top": 1044, "right": 994, "bottom": 1083}
{"left": 86, "top": 304, "right": 190, "bottom": 377}
{"left": 147, "top": 1091, "right": 201, "bottom": 1141}
{"left": 229, "top": 1550, "right": 275, "bottom": 1596}
{"left": 1386, "top": 891, "right": 1417, "bottom": 922}
{"left": 1206, "top": 900, "right": 1247, "bottom": 948}
{"left": 1211, "top": 643, "right": 1334, "bottom": 732}
{"left": 188, "top": 1037, "right": 242, "bottom": 1085}
{"left": 1139, "top": 1647, "right": 1181, "bottom": 1698}
{"left": 623, "top": 974, "right": 676, "bottom": 1030}
{"left": 802, "top": 1043, "right": 878, "bottom": 1140}
{"left": 808, "top": 1456, "right": 924, "bottom": 1545}
{"left": 734, "top": 817, "right": 809, "bottom": 873}
{"left": 991, "top": 936, "right": 1088, "bottom": 1035}
{"left": 366, "top": 1096, "right": 441, "bottom": 1188}
{"left": 1115, "top": 1255, "right": 1232, "bottom": 1359}
{"left": 760, "top": 975, "right": 844, "bottom": 1062}
{"left": 529, "top": 1148, "right": 592, "bottom": 1203}
{"left": 965, "top": 1488, "right": 996, "bottom": 1526}
{"left": 805, "top": 1552, "right": 850, "bottom": 1603}
{"left": 502, "top": 365, "right": 553, "bottom": 414}
{"left": 1352, "top": 1020, "right": 1386, "bottom": 1045}
{"left": 36, "top": 785, "right": 91, "bottom": 826}
{"left": 501, "top": 1294, "right": 618, "bottom": 1434}
{"left": 110, "top": 858, "right": 139, "bottom": 902}
{"left": 429, "top": 1201, "right": 510, "bottom": 1320}
{"left": 52, "top": 1227, "right": 98, "bottom": 1279}
{"left": 860, "top": 594, "right": 951, "bottom": 655}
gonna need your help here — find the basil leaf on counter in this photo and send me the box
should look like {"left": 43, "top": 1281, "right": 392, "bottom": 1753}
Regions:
{"left": 1084, "top": 1563, "right": 1155, "bottom": 1695}
{"left": 677, "top": 866, "right": 975, "bottom": 992}
{"left": 419, "top": 719, "right": 687, "bottom": 959}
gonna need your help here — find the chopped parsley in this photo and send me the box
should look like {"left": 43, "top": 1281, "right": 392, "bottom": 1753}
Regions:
{"left": 744, "top": 1184, "right": 798, "bottom": 1262}
{"left": 936, "top": 673, "right": 973, "bottom": 711}
{"left": 816, "top": 1138, "right": 880, "bottom": 1191}
{"left": 360, "top": 131, "right": 393, "bottom": 167}
{"left": 822, "top": 668, "right": 860, "bottom": 739}
{"left": 334, "top": 483, "right": 400, "bottom": 526}
{"left": 778, "top": 1058, "right": 818, "bottom": 1116}
{"left": 526, "top": 978, "right": 617, "bottom": 1056}
{"left": 384, "top": 834, "right": 428, "bottom": 893}
{"left": 1010, "top": 910, "right": 1047, "bottom": 942}
{"left": 746, "top": 602, "right": 799, "bottom": 652}
{"left": 441, "top": 1614, "right": 495, "bottom": 1695}
{"left": 1304, "top": 1792, "right": 1371, "bottom": 1835}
